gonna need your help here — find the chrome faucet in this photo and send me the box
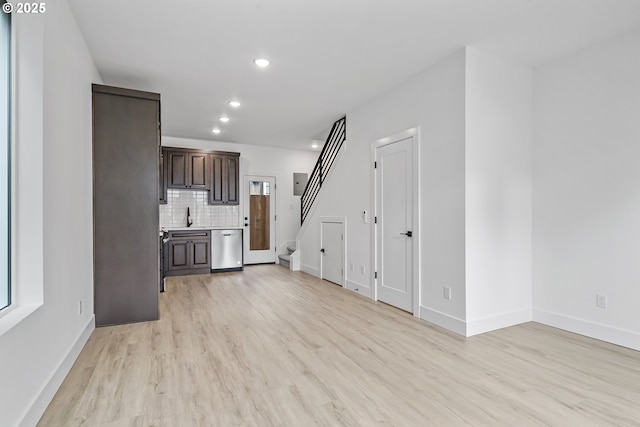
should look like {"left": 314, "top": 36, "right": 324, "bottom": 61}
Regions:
{"left": 186, "top": 207, "right": 193, "bottom": 227}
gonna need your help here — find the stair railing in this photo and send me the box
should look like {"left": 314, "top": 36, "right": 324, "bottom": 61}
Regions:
{"left": 301, "top": 116, "right": 346, "bottom": 224}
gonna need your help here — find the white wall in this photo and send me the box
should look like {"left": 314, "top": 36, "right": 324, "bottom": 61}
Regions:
{"left": 0, "top": 1, "right": 101, "bottom": 426}
{"left": 533, "top": 28, "right": 640, "bottom": 350}
{"left": 298, "top": 51, "right": 468, "bottom": 329}
{"left": 162, "top": 137, "right": 317, "bottom": 255}
{"left": 298, "top": 48, "right": 536, "bottom": 337}
{"left": 465, "top": 48, "right": 533, "bottom": 335}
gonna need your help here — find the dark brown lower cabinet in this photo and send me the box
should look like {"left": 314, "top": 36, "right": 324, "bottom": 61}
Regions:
{"left": 93, "top": 84, "right": 160, "bottom": 326}
{"left": 166, "top": 230, "right": 211, "bottom": 276}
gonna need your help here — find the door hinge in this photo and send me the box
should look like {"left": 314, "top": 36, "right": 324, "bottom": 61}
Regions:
{"left": 275, "top": 215, "right": 277, "bottom": 221}
{"left": 374, "top": 161, "right": 377, "bottom": 169}
{"left": 374, "top": 271, "right": 377, "bottom": 279}
{"left": 374, "top": 216, "right": 377, "bottom": 224}
{"left": 341, "top": 234, "right": 343, "bottom": 241}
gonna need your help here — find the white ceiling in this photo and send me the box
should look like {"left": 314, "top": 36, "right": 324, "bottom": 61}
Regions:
{"left": 68, "top": 0, "right": 640, "bottom": 151}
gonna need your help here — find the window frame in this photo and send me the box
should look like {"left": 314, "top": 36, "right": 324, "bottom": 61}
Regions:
{"left": 0, "top": 0, "right": 11, "bottom": 312}
{"left": 0, "top": 8, "right": 45, "bottom": 335}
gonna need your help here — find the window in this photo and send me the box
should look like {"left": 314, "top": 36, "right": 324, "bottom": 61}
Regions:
{"left": 0, "top": 1, "right": 11, "bottom": 311}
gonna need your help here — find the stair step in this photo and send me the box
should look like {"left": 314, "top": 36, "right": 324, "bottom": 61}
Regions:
{"left": 286, "top": 246, "right": 296, "bottom": 254}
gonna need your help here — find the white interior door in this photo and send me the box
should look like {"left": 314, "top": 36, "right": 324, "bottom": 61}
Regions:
{"left": 376, "top": 137, "right": 413, "bottom": 312}
{"left": 321, "top": 221, "right": 343, "bottom": 286}
{"left": 243, "top": 176, "right": 276, "bottom": 264}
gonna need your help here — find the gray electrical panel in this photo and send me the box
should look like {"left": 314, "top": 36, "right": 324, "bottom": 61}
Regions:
{"left": 293, "top": 173, "right": 308, "bottom": 196}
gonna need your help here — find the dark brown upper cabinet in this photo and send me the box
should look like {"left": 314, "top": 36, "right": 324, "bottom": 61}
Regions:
{"left": 166, "top": 149, "right": 209, "bottom": 190}
{"left": 160, "top": 147, "right": 240, "bottom": 205}
{"left": 210, "top": 152, "right": 240, "bottom": 205}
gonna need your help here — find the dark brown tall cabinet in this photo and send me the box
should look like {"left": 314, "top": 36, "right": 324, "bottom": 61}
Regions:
{"left": 93, "top": 84, "right": 160, "bottom": 326}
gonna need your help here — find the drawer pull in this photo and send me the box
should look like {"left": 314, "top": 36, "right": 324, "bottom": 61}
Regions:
{"left": 171, "top": 232, "right": 208, "bottom": 238}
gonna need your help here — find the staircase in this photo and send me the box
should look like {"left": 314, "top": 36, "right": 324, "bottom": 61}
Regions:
{"left": 278, "top": 244, "right": 297, "bottom": 269}
{"left": 301, "top": 116, "right": 346, "bottom": 224}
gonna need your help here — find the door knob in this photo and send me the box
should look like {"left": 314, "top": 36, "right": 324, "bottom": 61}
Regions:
{"left": 400, "top": 231, "right": 413, "bottom": 237}
{"left": 320, "top": 248, "right": 325, "bottom": 253}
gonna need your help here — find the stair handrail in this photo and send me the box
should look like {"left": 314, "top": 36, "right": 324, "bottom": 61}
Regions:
{"left": 301, "top": 116, "right": 346, "bottom": 224}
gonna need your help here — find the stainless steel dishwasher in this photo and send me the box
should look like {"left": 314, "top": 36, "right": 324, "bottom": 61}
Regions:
{"left": 211, "top": 229, "right": 243, "bottom": 272}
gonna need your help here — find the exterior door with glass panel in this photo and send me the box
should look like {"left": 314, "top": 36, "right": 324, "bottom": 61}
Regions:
{"left": 243, "top": 176, "right": 276, "bottom": 264}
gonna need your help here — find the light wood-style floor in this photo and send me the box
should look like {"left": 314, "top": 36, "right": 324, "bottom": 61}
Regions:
{"left": 39, "top": 265, "right": 640, "bottom": 426}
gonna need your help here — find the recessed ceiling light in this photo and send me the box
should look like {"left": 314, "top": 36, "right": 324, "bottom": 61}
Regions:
{"left": 211, "top": 128, "right": 221, "bottom": 134}
{"left": 311, "top": 143, "right": 318, "bottom": 149}
{"left": 253, "top": 58, "right": 270, "bottom": 68}
{"left": 219, "top": 116, "right": 230, "bottom": 123}
{"left": 228, "top": 101, "right": 241, "bottom": 108}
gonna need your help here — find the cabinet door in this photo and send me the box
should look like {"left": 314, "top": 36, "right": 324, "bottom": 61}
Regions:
{"left": 168, "top": 240, "right": 190, "bottom": 271}
{"left": 210, "top": 154, "right": 225, "bottom": 205}
{"left": 162, "top": 239, "right": 168, "bottom": 277}
{"left": 189, "top": 153, "right": 208, "bottom": 189}
{"left": 225, "top": 155, "right": 239, "bottom": 205}
{"left": 191, "top": 239, "right": 211, "bottom": 269}
{"left": 167, "top": 151, "right": 188, "bottom": 188}
{"left": 210, "top": 154, "right": 239, "bottom": 205}
{"left": 159, "top": 149, "right": 167, "bottom": 204}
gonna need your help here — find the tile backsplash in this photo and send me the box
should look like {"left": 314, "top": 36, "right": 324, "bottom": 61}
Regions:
{"left": 160, "top": 189, "right": 240, "bottom": 228}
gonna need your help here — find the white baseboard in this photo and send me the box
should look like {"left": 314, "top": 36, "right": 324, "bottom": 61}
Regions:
{"left": 345, "top": 279, "right": 371, "bottom": 299}
{"left": 466, "top": 308, "right": 532, "bottom": 337}
{"left": 20, "top": 315, "right": 95, "bottom": 427}
{"left": 301, "top": 264, "right": 320, "bottom": 278}
{"left": 419, "top": 306, "right": 466, "bottom": 336}
{"left": 533, "top": 308, "right": 640, "bottom": 351}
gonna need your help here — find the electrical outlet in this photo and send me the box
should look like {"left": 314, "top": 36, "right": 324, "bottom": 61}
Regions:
{"left": 443, "top": 287, "right": 452, "bottom": 300}
{"left": 596, "top": 294, "right": 607, "bottom": 308}
{"left": 79, "top": 300, "right": 83, "bottom": 314}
